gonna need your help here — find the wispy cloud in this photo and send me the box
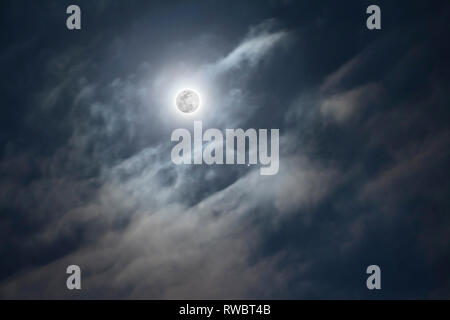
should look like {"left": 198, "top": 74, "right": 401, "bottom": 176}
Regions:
{"left": 208, "top": 20, "right": 289, "bottom": 75}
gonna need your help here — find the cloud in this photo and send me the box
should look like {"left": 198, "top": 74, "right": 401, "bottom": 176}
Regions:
{"left": 0, "top": 17, "right": 323, "bottom": 299}
{"left": 208, "top": 20, "right": 289, "bottom": 75}
{"left": 0, "top": 148, "right": 336, "bottom": 298}
{"left": 319, "top": 83, "right": 382, "bottom": 123}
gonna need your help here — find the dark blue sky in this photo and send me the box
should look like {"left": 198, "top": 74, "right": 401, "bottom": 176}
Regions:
{"left": 0, "top": 0, "right": 449, "bottom": 299}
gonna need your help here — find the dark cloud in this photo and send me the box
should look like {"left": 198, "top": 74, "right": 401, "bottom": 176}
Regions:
{"left": 0, "top": 0, "right": 449, "bottom": 299}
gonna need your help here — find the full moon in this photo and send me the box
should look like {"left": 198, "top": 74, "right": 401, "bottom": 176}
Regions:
{"left": 176, "top": 89, "right": 200, "bottom": 114}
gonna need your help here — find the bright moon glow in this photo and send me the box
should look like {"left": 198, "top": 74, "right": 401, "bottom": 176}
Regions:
{"left": 176, "top": 89, "right": 201, "bottom": 114}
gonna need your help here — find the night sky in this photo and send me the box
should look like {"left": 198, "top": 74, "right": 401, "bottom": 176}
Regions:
{"left": 1, "top": 0, "right": 449, "bottom": 299}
